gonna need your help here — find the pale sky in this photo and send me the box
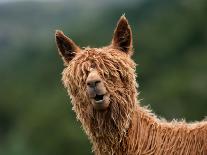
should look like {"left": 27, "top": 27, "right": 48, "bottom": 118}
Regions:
{"left": 0, "top": 0, "right": 139, "bottom": 3}
{"left": 0, "top": 0, "right": 140, "bottom": 6}
{"left": 0, "top": 0, "right": 62, "bottom": 3}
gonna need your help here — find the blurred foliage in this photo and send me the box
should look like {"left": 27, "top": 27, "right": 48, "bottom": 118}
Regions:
{"left": 0, "top": 0, "right": 207, "bottom": 154}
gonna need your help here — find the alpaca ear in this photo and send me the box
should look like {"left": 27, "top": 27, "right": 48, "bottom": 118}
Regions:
{"left": 55, "top": 30, "right": 80, "bottom": 64}
{"left": 112, "top": 15, "right": 133, "bottom": 55}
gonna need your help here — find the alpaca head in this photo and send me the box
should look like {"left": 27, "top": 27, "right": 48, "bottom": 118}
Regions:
{"left": 55, "top": 16, "right": 138, "bottom": 144}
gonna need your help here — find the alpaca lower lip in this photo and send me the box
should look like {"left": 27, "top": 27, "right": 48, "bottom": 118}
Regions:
{"left": 94, "top": 100, "right": 104, "bottom": 104}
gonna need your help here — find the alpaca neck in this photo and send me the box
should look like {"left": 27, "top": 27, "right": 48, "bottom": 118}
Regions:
{"left": 91, "top": 105, "right": 158, "bottom": 154}
{"left": 90, "top": 99, "right": 138, "bottom": 155}
{"left": 126, "top": 105, "right": 158, "bottom": 152}
{"left": 127, "top": 105, "right": 207, "bottom": 154}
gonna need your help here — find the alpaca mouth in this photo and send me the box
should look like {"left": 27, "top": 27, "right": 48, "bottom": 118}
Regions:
{"left": 91, "top": 94, "right": 110, "bottom": 110}
{"left": 94, "top": 94, "right": 104, "bottom": 103}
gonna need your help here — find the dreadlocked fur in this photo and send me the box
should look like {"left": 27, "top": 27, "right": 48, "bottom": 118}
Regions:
{"left": 56, "top": 16, "right": 207, "bottom": 155}
{"left": 62, "top": 48, "right": 138, "bottom": 154}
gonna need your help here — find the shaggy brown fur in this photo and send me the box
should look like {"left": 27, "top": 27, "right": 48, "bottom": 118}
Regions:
{"left": 55, "top": 16, "right": 207, "bottom": 155}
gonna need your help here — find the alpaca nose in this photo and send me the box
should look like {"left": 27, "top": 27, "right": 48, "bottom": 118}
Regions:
{"left": 86, "top": 70, "right": 106, "bottom": 98}
{"left": 86, "top": 69, "right": 103, "bottom": 89}
{"left": 86, "top": 70, "right": 101, "bottom": 88}
{"left": 87, "top": 80, "right": 101, "bottom": 88}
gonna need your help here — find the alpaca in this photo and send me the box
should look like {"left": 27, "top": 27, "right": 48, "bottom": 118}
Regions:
{"left": 55, "top": 15, "right": 207, "bottom": 155}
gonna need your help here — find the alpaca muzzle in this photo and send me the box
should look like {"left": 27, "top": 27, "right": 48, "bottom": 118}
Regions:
{"left": 86, "top": 70, "right": 109, "bottom": 110}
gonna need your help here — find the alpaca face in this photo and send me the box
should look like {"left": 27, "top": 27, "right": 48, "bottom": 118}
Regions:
{"left": 55, "top": 16, "right": 136, "bottom": 112}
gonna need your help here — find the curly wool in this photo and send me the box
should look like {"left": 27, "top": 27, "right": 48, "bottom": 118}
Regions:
{"left": 62, "top": 47, "right": 207, "bottom": 155}
{"left": 62, "top": 47, "right": 137, "bottom": 154}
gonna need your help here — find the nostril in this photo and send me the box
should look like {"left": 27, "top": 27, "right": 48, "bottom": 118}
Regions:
{"left": 95, "top": 80, "right": 101, "bottom": 85}
{"left": 87, "top": 82, "right": 92, "bottom": 87}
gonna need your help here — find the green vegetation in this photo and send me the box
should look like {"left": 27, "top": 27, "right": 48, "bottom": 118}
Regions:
{"left": 0, "top": 0, "right": 207, "bottom": 154}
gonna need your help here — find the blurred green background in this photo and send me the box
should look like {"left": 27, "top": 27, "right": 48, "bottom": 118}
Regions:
{"left": 0, "top": 0, "right": 207, "bottom": 154}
